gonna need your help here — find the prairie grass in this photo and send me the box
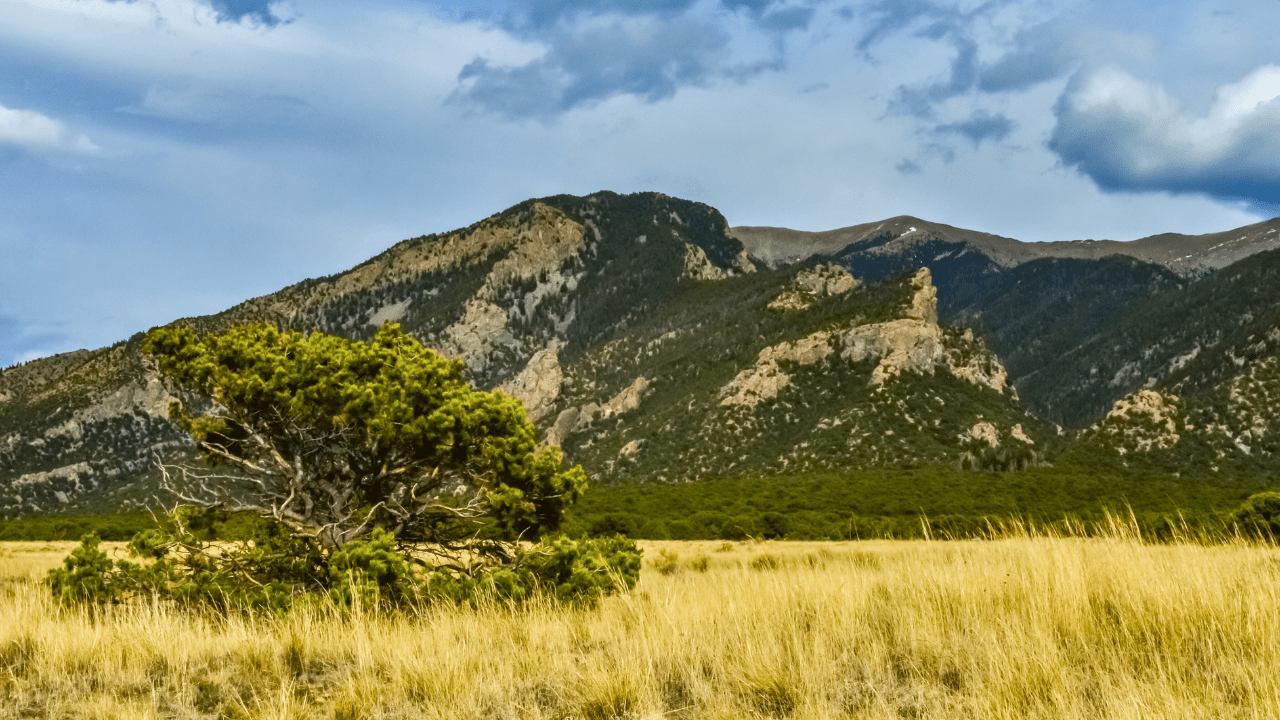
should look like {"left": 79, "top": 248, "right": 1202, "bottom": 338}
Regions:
{"left": 2, "top": 532, "right": 1280, "bottom": 719}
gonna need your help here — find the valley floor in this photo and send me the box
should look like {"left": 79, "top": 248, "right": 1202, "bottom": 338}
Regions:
{"left": 2, "top": 536, "right": 1279, "bottom": 719}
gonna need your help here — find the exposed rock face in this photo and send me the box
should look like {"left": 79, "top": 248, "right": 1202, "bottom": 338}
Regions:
{"left": 368, "top": 298, "right": 412, "bottom": 327}
{"left": 722, "top": 267, "right": 1005, "bottom": 408}
{"left": 1096, "top": 390, "right": 1182, "bottom": 453}
{"left": 500, "top": 343, "right": 563, "bottom": 423}
{"left": 683, "top": 243, "right": 727, "bottom": 281}
{"left": 947, "top": 329, "right": 1010, "bottom": 396}
{"left": 966, "top": 422, "right": 1001, "bottom": 448}
{"left": 545, "top": 408, "right": 580, "bottom": 448}
{"left": 579, "top": 377, "right": 650, "bottom": 424}
{"left": 438, "top": 203, "right": 587, "bottom": 373}
{"left": 768, "top": 263, "right": 857, "bottom": 311}
{"left": 904, "top": 267, "right": 937, "bottom": 323}
{"left": 619, "top": 439, "right": 644, "bottom": 458}
{"left": 441, "top": 300, "right": 519, "bottom": 373}
{"left": 1010, "top": 424, "right": 1034, "bottom": 444}
{"left": 720, "top": 335, "right": 835, "bottom": 407}
{"left": 545, "top": 376, "right": 651, "bottom": 446}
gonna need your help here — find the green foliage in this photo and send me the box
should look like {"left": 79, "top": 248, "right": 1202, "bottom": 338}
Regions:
{"left": 46, "top": 534, "right": 119, "bottom": 605}
{"left": 0, "top": 512, "right": 158, "bottom": 541}
{"left": 143, "top": 322, "right": 585, "bottom": 546}
{"left": 1230, "top": 492, "right": 1280, "bottom": 539}
{"left": 567, "top": 464, "right": 1277, "bottom": 542}
{"left": 46, "top": 510, "right": 642, "bottom": 611}
{"left": 519, "top": 535, "right": 643, "bottom": 603}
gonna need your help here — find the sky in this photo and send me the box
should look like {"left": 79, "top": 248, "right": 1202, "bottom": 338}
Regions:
{"left": 2, "top": 0, "right": 1280, "bottom": 367}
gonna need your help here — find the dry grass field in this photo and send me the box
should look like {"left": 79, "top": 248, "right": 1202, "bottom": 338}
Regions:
{"left": 2, "top": 531, "right": 1280, "bottom": 719}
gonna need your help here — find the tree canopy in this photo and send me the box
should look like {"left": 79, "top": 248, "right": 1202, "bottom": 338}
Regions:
{"left": 143, "top": 322, "right": 587, "bottom": 550}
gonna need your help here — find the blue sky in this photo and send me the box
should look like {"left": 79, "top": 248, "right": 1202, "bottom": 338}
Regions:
{"left": 2, "top": 0, "right": 1279, "bottom": 367}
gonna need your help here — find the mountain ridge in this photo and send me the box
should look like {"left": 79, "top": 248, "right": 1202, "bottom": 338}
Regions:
{"left": 734, "top": 215, "right": 1280, "bottom": 276}
{"left": 4, "top": 191, "right": 1280, "bottom": 517}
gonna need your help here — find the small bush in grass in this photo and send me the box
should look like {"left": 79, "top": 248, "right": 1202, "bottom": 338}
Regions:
{"left": 750, "top": 553, "right": 781, "bottom": 571}
{"left": 715, "top": 542, "right": 735, "bottom": 553}
{"left": 687, "top": 554, "right": 710, "bottom": 572}
{"left": 653, "top": 549, "right": 681, "bottom": 576}
{"left": 1231, "top": 492, "right": 1280, "bottom": 540}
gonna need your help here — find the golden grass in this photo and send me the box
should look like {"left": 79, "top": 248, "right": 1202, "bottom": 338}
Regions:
{"left": 2, "top": 534, "right": 1280, "bottom": 719}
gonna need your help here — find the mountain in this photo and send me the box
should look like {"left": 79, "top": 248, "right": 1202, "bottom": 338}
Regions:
{"left": 738, "top": 215, "right": 1280, "bottom": 429}
{"left": 2, "top": 191, "right": 1279, "bottom": 517}
{"left": 734, "top": 215, "right": 1280, "bottom": 277}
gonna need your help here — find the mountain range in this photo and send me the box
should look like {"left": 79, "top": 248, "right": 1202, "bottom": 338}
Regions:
{"left": 3, "top": 191, "right": 1279, "bottom": 517}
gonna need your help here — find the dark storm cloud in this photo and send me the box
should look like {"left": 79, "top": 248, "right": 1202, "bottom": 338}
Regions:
{"left": 1048, "top": 67, "right": 1280, "bottom": 208}
{"left": 934, "top": 109, "right": 1014, "bottom": 147}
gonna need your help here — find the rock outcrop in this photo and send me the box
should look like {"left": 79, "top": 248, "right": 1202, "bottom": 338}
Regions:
{"left": 545, "top": 376, "right": 650, "bottom": 446}
{"left": 501, "top": 343, "right": 564, "bottom": 423}
{"left": 439, "top": 204, "right": 587, "bottom": 373}
{"left": 1094, "top": 389, "right": 1182, "bottom": 453}
{"left": 768, "top": 263, "right": 857, "bottom": 311}
{"left": 683, "top": 243, "right": 727, "bottom": 281}
{"left": 722, "top": 267, "right": 1006, "bottom": 408}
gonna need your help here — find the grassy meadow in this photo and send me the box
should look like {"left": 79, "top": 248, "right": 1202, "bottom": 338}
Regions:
{"left": 2, "top": 532, "right": 1280, "bottom": 719}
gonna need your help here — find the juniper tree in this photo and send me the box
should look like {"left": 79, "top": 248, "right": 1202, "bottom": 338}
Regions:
{"left": 45, "top": 323, "right": 641, "bottom": 611}
{"left": 143, "top": 321, "right": 587, "bottom": 558}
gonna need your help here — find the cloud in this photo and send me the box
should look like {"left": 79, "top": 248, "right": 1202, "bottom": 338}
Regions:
{"left": 976, "top": 20, "right": 1077, "bottom": 94}
{"left": 505, "top": 0, "right": 700, "bottom": 29}
{"left": 1049, "top": 65, "right": 1280, "bottom": 207}
{"left": 123, "top": 85, "right": 309, "bottom": 125}
{"left": 757, "top": 5, "right": 814, "bottom": 34}
{"left": 0, "top": 103, "right": 99, "bottom": 154}
{"left": 452, "top": 0, "right": 814, "bottom": 119}
{"left": 206, "top": 0, "right": 285, "bottom": 26}
{"left": 887, "top": 37, "right": 977, "bottom": 118}
{"left": 859, "top": 4, "right": 1078, "bottom": 119}
{"left": 855, "top": 0, "right": 960, "bottom": 55}
{"left": 934, "top": 109, "right": 1013, "bottom": 147}
{"left": 452, "top": 13, "right": 732, "bottom": 118}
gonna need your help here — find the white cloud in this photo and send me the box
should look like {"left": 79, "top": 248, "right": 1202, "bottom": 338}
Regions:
{"left": 1050, "top": 64, "right": 1280, "bottom": 205}
{"left": 0, "top": 104, "right": 99, "bottom": 154}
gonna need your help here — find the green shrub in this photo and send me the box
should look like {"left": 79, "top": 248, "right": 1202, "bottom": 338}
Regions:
{"left": 47, "top": 510, "right": 643, "bottom": 612}
{"left": 46, "top": 534, "right": 119, "bottom": 605}
{"left": 1231, "top": 492, "right": 1280, "bottom": 539}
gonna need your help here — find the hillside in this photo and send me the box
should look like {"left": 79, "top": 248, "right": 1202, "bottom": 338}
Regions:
{"left": 547, "top": 266, "right": 1044, "bottom": 482}
{"left": 2, "top": 191, "right": 1279, "bottom": 518}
